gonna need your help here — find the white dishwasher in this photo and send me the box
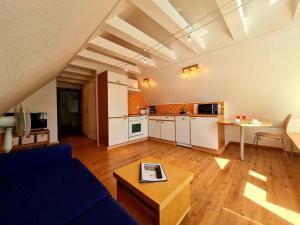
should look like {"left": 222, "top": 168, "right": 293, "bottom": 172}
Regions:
{"left": 176, "top": 116, "right": 192, "bottom": 148}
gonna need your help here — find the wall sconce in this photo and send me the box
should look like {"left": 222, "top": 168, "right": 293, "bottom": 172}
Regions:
{"left": 142, "top": 78, "right": 154, "bottom": 87}
{"left": 181, "top": 64, "right": 203, "bottom": 77}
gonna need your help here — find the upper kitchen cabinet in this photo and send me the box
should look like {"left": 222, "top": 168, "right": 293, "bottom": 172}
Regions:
{"left": 128, "top": 78, "right": 141, "bottom": 92}
{"left": 107, "top": 71, "right": 128, "bottom": 85}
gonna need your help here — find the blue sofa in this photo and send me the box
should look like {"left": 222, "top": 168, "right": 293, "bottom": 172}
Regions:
{"left": 0, "top": 144, "right": 138, "bottom": 225}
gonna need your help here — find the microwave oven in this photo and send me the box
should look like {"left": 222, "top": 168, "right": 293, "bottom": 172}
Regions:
{"left": 198, "top": 103, "right": 220, "bottom": 115}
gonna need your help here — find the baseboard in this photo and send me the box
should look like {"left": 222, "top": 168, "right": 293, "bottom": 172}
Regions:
{"left": 148, "top": 137, "right": 176, "bottom": 145}
{"left": 102, "top": 138, "right": 149, "bottom": 150}
{"left": 128, "top": 138, "right": 148, "bottom": 145}
{"left": 227, "top": 141, "right": 300, "bottom": 156}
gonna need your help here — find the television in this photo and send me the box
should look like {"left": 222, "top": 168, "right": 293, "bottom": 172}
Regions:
{"left": 30, "top": 112, "right": 47, "bottom": 130}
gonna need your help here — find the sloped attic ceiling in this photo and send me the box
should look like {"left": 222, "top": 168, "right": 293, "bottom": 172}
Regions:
{"left": 0, "top": 0, "right": 119, "bottom": 115}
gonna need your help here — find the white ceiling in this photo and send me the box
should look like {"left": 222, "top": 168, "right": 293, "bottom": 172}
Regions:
{"left": 1, "top": 0, "right": 300, "bottom": 115}
{"left": 61, "top": 0, "right": 300, "bottom": 80}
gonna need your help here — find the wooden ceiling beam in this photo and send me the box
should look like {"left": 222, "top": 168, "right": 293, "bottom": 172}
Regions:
{"left": 64, "top": 67, "right": 95, "bottom": 76}
{"left": 129, "top": 0, "right": 205, "bottom": 53}
{"left": 63, "top": 70, "right": 93, "bottom": 77}
{"left": 77, "top": 49, "right": 141, "bottom": 74}
{"left": 59, "top": 73, "right": 90, "bottom": 81}
{"left": 216, "top": 0, "right": 247, "bottom": 40}
{"left": 88, "top": 36, "right": 156, "bottom": 68}
{"left": 67, "top": 64, "right": 96, "bottom": 73}
{"left": 69, "top": 58, "right": 109, "bottom": 74}
{"left": 57, "top": 77, "right": 86, "bottom": 84}
{"left": 103, "top": 16, "right": 176, "bottom": 62}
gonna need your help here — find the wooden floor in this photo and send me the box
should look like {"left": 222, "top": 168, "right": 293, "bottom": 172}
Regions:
{"left": 62, "top": 136, "right": 300, "bottom": 225}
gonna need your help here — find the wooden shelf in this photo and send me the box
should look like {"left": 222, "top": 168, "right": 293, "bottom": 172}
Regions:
{"left": 0, "top": 129, "right": 50, "bottom": 153}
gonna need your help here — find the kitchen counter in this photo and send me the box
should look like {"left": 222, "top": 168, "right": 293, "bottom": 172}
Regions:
{"left": 149, "top": 113, "right": 223, "bottom": 117}
{"left": 128, "top": 114, "right": 147, "bottom": 117}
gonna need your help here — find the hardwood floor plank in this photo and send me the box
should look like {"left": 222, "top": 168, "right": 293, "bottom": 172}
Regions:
{"left": 61, "top": 137, "right": 300, "bottom": 225}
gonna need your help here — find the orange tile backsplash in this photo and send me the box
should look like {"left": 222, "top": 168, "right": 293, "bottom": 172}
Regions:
{"left": 156, "top": 104, "right": 194, "bottom": 114}
{"left": 128, "top": 92, "right": 148, "bottom": 115}
{"left": 128, "top": 92, "right": 224, "bottom": 115}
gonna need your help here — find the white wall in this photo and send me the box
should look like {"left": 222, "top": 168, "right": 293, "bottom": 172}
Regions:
{"left": 141, "top": 23, "right": 300, "bottom": 148}
{"left": 5, "top": 80, "right": 58, "bottom": 143}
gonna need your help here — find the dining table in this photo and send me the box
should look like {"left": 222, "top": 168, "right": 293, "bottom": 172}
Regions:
{"left": 287, "top": 132, "right": 300, "bottom": 152}
{"left": 218, "top": 118, "right": 273, "bottom": 160}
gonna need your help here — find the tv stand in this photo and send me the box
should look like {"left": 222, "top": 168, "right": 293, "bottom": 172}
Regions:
{"left": 0, "top": 129, "right": 50, "bottom": 153}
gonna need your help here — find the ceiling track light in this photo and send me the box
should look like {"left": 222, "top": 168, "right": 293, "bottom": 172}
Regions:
{"left": 124, "top": 68, "right": 128, "bottom": 72}
{"left": 111, "top": 0, "right": 249, "bottom": 72}
{"left": 187, "top": 34, "right": 192, "bottom": 43}
{"left": 143, "top": 58, "right": 147, "bottom": 64}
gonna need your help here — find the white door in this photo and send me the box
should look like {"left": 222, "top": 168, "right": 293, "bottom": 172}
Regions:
{"left": 160, "top": 121, "right": 175, "bottom": 141}
{"left": 176, "top": 116, "right": 191, "bottom": 145}
{"left": 149, "top": 120, "right": 160, "bottom": 139}
{"left": 109, "top": 117, "right": 128, "bottom": 146}
{"left": 191, "top": 117, "right": 218, "bottom": 150}
{"left": 108, "top": 83, "right": 128, "bottom": 118}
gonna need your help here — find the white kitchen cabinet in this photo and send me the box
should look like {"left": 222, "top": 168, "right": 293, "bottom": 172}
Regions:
{"left": 191, "top": 117, "right": 219, "bottom": 150}
{"left": 160, "top": 121, "right": 175, "bottom": 141}
{"left": 108, "top": 83, "right": 128, "bottom": 118}
{"left": 128, "top": 78, "right": 139, "bottom": 89}
{"left": 176, "top": 116, "right": 191, "bottom": 147}
{"left": 149, "top": 120, "right": 160, "bottom": 139}
{"left": 149, "top": 115, "right": 161, "bottom": 120}
{"left": 107, "top": 71, "right": 128, "bottom": 85}
{"left": 142, "top": 116, "right": 148, "bottom": 138}
{"left": 160, "top": 116, "right": 175, "bottom": 121}
{"left": 109, "top": 117, "right": 128, "bottom": 146}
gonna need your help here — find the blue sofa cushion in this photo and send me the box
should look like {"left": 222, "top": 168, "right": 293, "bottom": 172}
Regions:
{"left": 66, "top": 198, "right": 139, "bottom": 225}
{"left": 0, "top": 144, "right": 72, "bottom": 178}
{"left": 0, "top": 159, "right": 111, "bottom": 225}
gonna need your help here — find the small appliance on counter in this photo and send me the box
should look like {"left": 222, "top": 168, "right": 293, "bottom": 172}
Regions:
{"left": 140, "top": 108, "right": 147, "bottom": 115}
{"left": 149, "top": 106, "right": 156, "bottom": 114}
{"left": 198, "top": 103, "right": 221, "bottom": 115}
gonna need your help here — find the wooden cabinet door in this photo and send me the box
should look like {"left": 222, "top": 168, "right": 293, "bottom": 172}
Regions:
{"left": 176, "top": 116, "right": 191, "bottom": 145}
{"left": 107, "top": 71, "right": 128, "bottom": 85}
{"left": 142, "top": 116, "right": 148, "bottom": 138}
{"left": 149, "top": 120, "right": 160, "bottom": 139}
{"left": 108, "top": 83, "right": 128, "bottom": 118}
{"left": 109, "top": 117, "right": 128, "bottom": 146}
{"left": 160, "top": 121, "right": 175, "bottom": 141}
{"left": 191, "top": 117, "right": 218, "bottom": 150}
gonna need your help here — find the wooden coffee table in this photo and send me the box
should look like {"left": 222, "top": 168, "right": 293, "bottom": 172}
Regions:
{"left": 113, "top": 156, "right": 194, "bottom": 225}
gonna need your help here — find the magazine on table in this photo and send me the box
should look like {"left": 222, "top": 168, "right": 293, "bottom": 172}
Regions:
{"left": 139, "top": 163, "right": 167, "bottom": 183}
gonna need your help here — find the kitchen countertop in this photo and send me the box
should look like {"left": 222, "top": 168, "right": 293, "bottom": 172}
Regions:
{"left": 149, "top": 113, "right": 223, "bottom": 117}
{"left": 128, "top": 114, "right": 147, "bottom": 117}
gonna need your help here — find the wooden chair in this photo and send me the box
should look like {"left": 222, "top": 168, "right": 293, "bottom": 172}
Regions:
{"left": 252, "top": 114, "right": 292, "bottom": 164}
